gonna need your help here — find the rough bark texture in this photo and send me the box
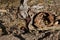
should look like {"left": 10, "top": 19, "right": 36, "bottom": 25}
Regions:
{"left": 0, "top": 0, "right": 60, "bottom": 40}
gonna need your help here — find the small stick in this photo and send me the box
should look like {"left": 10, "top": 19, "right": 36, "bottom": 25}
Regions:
{"left": 0, "top": 9, "right": 7, "bottom": 13}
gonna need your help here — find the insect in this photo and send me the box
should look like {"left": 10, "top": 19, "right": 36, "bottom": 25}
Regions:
{"left": 32, "top": 12, "right": 55, "bottom": 29}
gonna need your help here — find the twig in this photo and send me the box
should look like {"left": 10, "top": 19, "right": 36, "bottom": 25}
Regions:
{"left": 0, "top": 9, "right": 7, "bottom": 13}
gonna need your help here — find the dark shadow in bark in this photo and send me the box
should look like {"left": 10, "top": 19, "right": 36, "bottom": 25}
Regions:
{"left": 57, "top": 20, "right": 60, "bottom": 24}
{"left": 14, "top": 34, "right": 25, "bottom": 40}
{"left": 38, "top": 32, "right": 51, "bottom": 40}
{"left": 0, "top": 20, "right": 8, "bottom": 35}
